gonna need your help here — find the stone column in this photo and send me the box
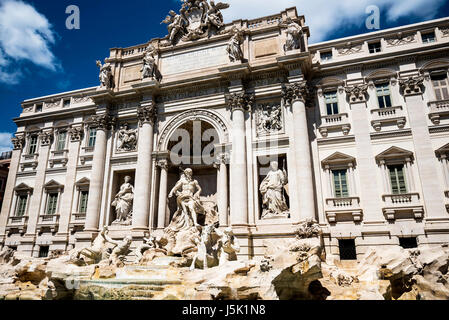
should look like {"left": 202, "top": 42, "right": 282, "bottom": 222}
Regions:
{"left": 441, "top": 155, "right": 449, "bottom": 189}
{"left": 348, "top": 163, "right": 357, "bottom": 197}
{"left": 157, "top": 159, "right": 169, "bottom": 230}
{"left": 84, "top": 115, "right": 113, "bottom": 232}
{"left": 26, "top": 130, "right": 53, "bottom": 237}
{"left": 405, "top": 158, "right": 415, "bottom": 192}
{"left": 0, "top": 135, "right": 25, "bottom": 236}
{"left": 56, "top": 125, "right": 83, "bottom": 238}
{"left": 227, "top": 92, "right": 253, "bottom": 226}
{"left": 215, "top": 153, "right": 229, "bottom": 227}
{"left": 132, "top": 103, "right": 156, "bottom": 231}
{"left": 400, "top": 76, "right": 447, "bottom": 218}
{"left": 380, "top": 161, "right": 391, "bottom": 194}
{"left": 283, "top": 82, "right": 316, "bottom": 221}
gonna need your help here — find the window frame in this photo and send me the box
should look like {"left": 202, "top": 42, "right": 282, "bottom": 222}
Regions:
{"left": 375, "top": 82, "right": 393, "bottom": 109}
{"left": 87, "top": 128, "right": 97, "bottom": 148}
{"left": 388, "top": 164, "right": 408, "bottom": 195}
{"left": 16, "top": 194, "right": 28, "bottom": 217}
{"left": 28, "top": 135, "right": 38, "bottom": 155}
{"left": 431, "top": 72, "right": 449, "bottom": 101}
{"left": 320, "top": 51, "right": 333, "bottom": 62}
{"left": 421, "top": 31, "right": 436, "bottom": 44}
{"left": 78, "top": 190, "right": 89, "bottom": 214}
{"left": 368, "top": 42, "right": 382, "bottom": 54}
{"left": 324, "top": 90, "right": 339, "bottom": 115}
{"left": 332, "top": 169, "right": 349, "bottom": 198}
{"left": 46, "top": 193, "right": 59, "bottom": 215}
{"left": 56, "top": 131, "right": 67, "bottom": 152}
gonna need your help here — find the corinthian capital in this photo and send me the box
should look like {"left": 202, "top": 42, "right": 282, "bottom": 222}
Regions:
{"left": 39, "top": 130, "right": 54, "bottom": 146}
{"left": 11, "top": 134, "right": 25, "bottom": 150}
{"left": 88, "top": 114, "right": 115, "bottom": 131}
{"left": 225, "top": 92, "right": 255, "bottom": 112}
{"left": 345, "top": 84, "right": 368, "bottom": 103}
{"left": 282, "top": 81, "right": 309, "bottom": 105}
{"left": 68, "top": 125, "right": 84, "bottom": 142}
{"left": 137, "top": 103, "right": 157, "bottom": 126}
{"left": 399, "top": 76, "right": 425, "bottom": 96}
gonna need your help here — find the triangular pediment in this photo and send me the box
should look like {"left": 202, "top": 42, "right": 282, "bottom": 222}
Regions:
{"left": 44, "top": 180, "right": 64, "bottom": 190}
{"left": 75, "top": 177, "right": 90, "bottom": 186}
{"left": 14, "top": 183, "right": 33, "bottom": 193}
{"left": 376, "top": 146, "right": 413, "bottom": 162}
{"left": 322, "top": 152, "right": 356, "bottom": 167}
{"left": 436, "top": 143, "right": 449, "bottom": 157}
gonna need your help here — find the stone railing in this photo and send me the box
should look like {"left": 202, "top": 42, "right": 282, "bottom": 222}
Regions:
{"left": 382, "top": 193, "right": 420, "bottom": 206}
{"left": 49, "top": 150, "right": 69, "bottom": 169}
{"left": 37, "top": 214, "right": 60, "bottom": 233}
{"left": 371, "top": 106, "right": 406, "bottom": 131}
{"left": 122, "top": 45, "right": 147, "bottom": 57}
{"left": 247, "top": 15, "right": 283, "bottom": 29}
{"left": 20, "top": 153, "right": 39, "bottom": 172}
{"left": 428, "top": 99, "right": 449, "bottom": 125}
{"left": 326, "top": 197, "right": 360, "bottom": 208}
{"left": 6, "top": 216, "right": 28, "bottom": 234}
{"left": 69, "top": 213, "right": 86, "bottom": 232}
{"left": 319, "top": 113, "right": 351, "bottom": 137}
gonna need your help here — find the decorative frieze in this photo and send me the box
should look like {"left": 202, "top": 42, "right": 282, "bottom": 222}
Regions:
{"left": 117, "top": 123, "right": 138, "bottom": 152}
{"left": 399, "top": 76, "right": 425, "bottom": 96}
{"left": 337, "top": 42, "right": 363, "bottom": 55}
{"left": 385, "top": 32, "right": 416, "bottom": 46}
{"left": 345, "top": 84, "right": 368, "bottom": 103}
{"left": 225, "top": 92, "right": 255, "bottom": 112}
{"left": 282, "top": 81, "right": 309, "bottom": 105}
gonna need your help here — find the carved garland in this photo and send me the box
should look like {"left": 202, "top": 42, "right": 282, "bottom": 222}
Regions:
{"left": 345, "top": 84, "right": 369, "bottom": 103}
{"left": 11, "top": 135, "right": 25, "bottom": 150}
{"left": 39, "top": 130, "right": 54, "bottom": 146}
{"left": 399, "top": 76, "right": 425, "bottom": 96}
{"left": 68, "top": 126, "right": 84, "bottom": 142}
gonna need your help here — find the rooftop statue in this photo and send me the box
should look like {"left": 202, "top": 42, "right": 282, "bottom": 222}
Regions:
{"left": 226, "top": 28, "right": 244, "bottom": 62}
{"left": 96, "top": 59, "right": 115, "bottom": 89}
{"left": 280, "top": 17, "right": 303, "bottom": 52}
{"left": 141, "top": 45, "right": 162, "bottom": 82}
{"left": 162, "top": 0, "right": 230, "bottom": 46}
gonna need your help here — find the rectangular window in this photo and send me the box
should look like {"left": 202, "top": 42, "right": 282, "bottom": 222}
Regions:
{"left": 376, "top": 83, "right": 393, "bottom": 108}
{"left": 28, "top": 135, "right": 38, "bottom": 155}
{"left": 16, "top": 195, "right": 28, "bottom": 217}
{"left": 422, "top": 32, "right": 436, "bottom": 44}
{"left": 332, "top": 169, "right": 349, "bottom": 198}
{"left": 35, "top": 104, "right": 42, "bottom": 112}
{"left": 368, "top": 42, "right": 381, "bottom": 54}
{"left": 88, "top": 128, "right": 97, "bottom": 147}
{"left": 320, "top": 51, "right": 333, "bottom": 61}
{"left": 46, "top": 193, "right": 59, "bottom": 215}
{"left": 431, "top": 73, "right": 449, "bottom": 101}
{"left": 63, "top": 99, "right": 71, "bottom": 108}
{"left": 399, "top": 237, "right": 418, "bottom": 249}
{"left": 389, "top": 165, "right": 407, "bottom": 194}
{"left": 39, "top": 246, "right": 49, "bottom": 258}
{"left": 56, "top": 131, "right": 67, "bottom": 151}
{"left": 79, "top": 191, "right": 89, "bottom": 214}
{"left": 324, "top": 91, "right": 339, "bottom": 115}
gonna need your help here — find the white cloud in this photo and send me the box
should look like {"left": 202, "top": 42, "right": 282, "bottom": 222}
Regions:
{"left": 0, "top": 0, "right": 59, "bottom": 84}
{"left": 0, "top": 133, "right": 13, "bottom": 153}
{"left": 219, "top": 0, "right": 447, "bottom": 42}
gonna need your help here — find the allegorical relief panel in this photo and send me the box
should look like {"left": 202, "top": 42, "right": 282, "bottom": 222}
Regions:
{"left": 255, "top": 103, "right": 284, "bottom": 136}
{"left": 116, "top": 123, "right": 138, "bottom": 152}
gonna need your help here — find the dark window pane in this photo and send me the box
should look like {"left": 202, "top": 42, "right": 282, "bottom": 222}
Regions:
{"left": 339, "top": 239, "right": 357, "bottom": 260}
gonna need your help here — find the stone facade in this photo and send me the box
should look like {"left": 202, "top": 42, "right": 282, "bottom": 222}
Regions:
{"left": 1, "top": 6, "right": 449, "bottom": 261}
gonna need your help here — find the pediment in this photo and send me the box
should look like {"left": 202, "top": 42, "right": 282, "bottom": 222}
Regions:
{"left": 317, "top": 77, "right": 345, "bottom": 88}
{"left": 436, "top": 143, "right": 449, "bottom": 157}
{"left": 14, "top": 183, "right": 33, "bottom": 193}
{"left": 44, "top": 180, "right": 64, "bottom": 190}
{"left": 376, "top": 146, "right": 413, "bottom": 162}
{"left": 322, "top": 152, "right": 356, "bottom": 167}
{"left": 366, "top": 69, "right": 397, "bottom": 81}
{"left": 420, "top": 59, "right": 449, "bottom": 72}
{"left": 75, "top": 177, "right": 90, "bottom": 186}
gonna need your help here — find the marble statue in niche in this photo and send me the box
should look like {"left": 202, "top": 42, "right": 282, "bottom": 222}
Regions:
{"left": 117, "top": 123, "right": 137, "bottom": 152}
{"left": 256, "top": 104, "right": 283, "bottom": 135}
{"left": 260, "top": 161, "right": 289, "bottom": 219}
{"left": 96, "top": 59, "right": 115, "bottom": 89}
{"left": 226, "top": 28, "right": 244, "bottom": 62}
{"left": 168, "top": 168, "right": 204, "bottom": 229}
{"left": 141, "top": 45, "right": 162, "bottom": 82}
{"left": 280, "top": 17, "right": 303, "bottom": 52}
{"left": 111, "top": 176, "right": 134, "bottom": 225}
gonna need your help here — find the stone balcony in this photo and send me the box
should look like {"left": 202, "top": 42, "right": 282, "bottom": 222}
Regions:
{"left": 6, "top": 216, "right": 28, "bottom": 234}
{"left": 318, "top": 113, "right": 351, "bottom": 137}
{"left": 20, "top": 153, "right": 39, "bottom": 172}
{"left": 371, "top": 106, "right": 406, "bottom": 131}
{"left": 428, "top": 99, "right": 449, "bottom": 125}
{"left": 49, "top": 150, "right": 69, "bottom": 169}
{"left": 382, "top": 193, "right": 424, "bottom": 221}
{"left": 325, "top": 197, "right": 363, "bottom": 223}
{"left": 69, "top": 213, "right": 86, "bottom": 232}
{"left": 37, "top": 214, "right": 60, "bottom": 234}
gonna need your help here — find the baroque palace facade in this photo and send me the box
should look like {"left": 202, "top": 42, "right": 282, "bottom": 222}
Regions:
{"left": 1, "top": 5, "right": 449, "bottom": 260}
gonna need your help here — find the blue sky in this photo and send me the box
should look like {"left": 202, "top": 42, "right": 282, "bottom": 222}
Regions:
{"left": 0, "top": 0, "right": 449, "bottom": 151}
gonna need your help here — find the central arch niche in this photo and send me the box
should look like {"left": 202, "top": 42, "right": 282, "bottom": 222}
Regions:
{"left": 165, "top": 119, "right": 222, "bottom": 224}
